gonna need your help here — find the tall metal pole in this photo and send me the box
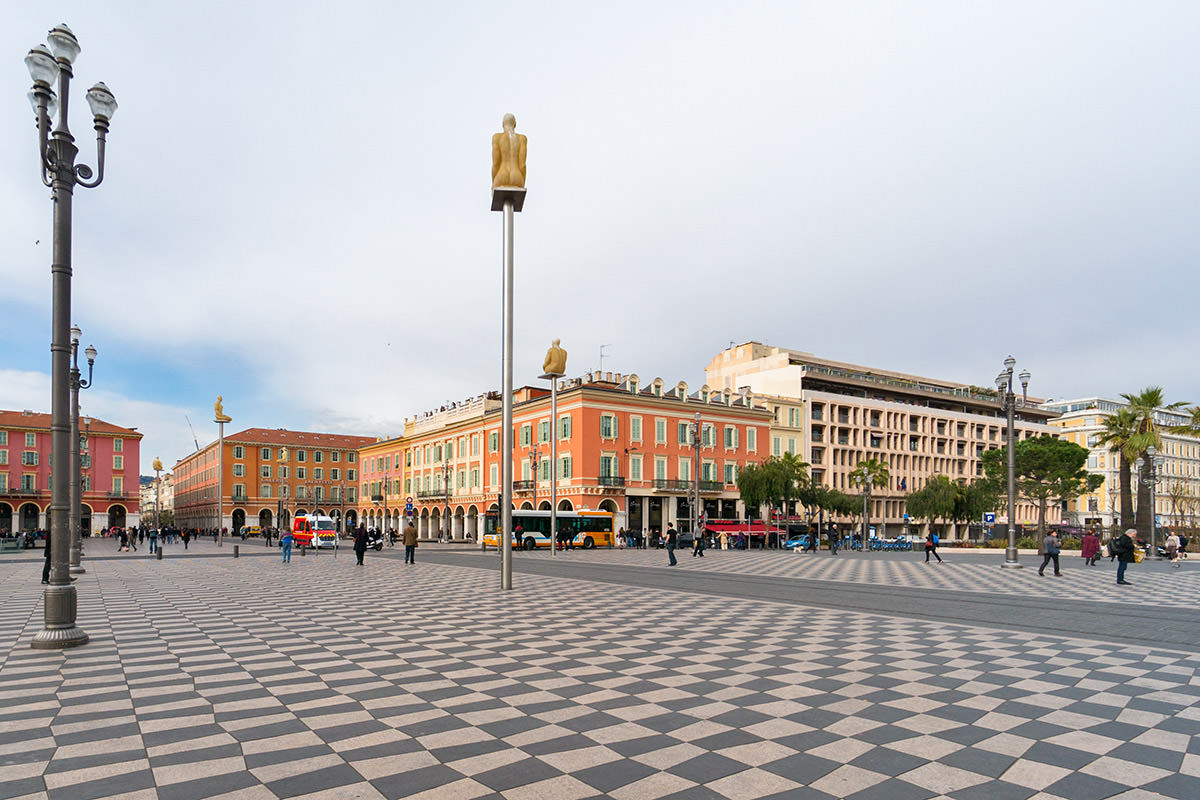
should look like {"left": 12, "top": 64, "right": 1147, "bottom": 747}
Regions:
{"left": 500, "top": 199, "right": 514, "bottom": 589}
{"left": 997, "top": 356, "right": 1025, "bottom": 569}
{"left": 216, "top": 419, "right": 225, "bottom": 546}
{"left": 28, "top": 24, "right": 115, "bottom": 649}
{"left": 550, "top": 381, "right": 558, "bottom": 557}
{"left": 692, "top": 413, "right": 701, "bottom": 545}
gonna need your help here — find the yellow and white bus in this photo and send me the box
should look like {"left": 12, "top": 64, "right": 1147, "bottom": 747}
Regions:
{"left": 482, "top": 510, "right": 615, "bottom": 550}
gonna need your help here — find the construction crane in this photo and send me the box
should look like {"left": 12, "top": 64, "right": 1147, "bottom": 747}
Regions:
{"left": 185, "top": 415, "right": 200, "bottom": 451}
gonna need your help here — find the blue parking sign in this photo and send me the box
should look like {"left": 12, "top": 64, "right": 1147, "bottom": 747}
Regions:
{"left": 984, "top": 513, "right": 996, "bottom": 524}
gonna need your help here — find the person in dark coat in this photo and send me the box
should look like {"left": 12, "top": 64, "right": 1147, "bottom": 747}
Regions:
{"left": 666, "top": 523, "right": 678, "bottom": 566}
{"left": 42, "top": 531, "right": 52, "bottom": 584}
{"left": 353, "top": 524, "right": 368, "bottom": 565}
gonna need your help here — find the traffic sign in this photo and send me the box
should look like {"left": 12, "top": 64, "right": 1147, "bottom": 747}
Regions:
{"left": 983, "top": 512, "right": 996, "bottom": 524}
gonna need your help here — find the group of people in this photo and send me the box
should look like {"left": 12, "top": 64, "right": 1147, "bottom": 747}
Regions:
{"left": 279, "top": 522, "right": 420, "bottom": 565}
{"left": 1040, "top": 527, "right": 1188, "bottom": 584}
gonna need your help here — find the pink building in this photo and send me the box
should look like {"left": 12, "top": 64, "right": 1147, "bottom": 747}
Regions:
{"left": 0, "top": 409, "right": 142, "bottom": 534}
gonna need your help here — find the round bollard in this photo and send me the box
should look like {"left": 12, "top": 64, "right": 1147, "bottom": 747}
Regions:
{"left": 301, "top": 546, "right": 306, "bottom": 557}
{"left": 156, "top": 548, "right": 163, "bottom": 561}
{"left": 233, "top": 545, "right": 239, "bottom": 558}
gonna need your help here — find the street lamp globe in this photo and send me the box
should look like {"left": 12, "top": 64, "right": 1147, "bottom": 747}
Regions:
{"left": 85, "top": 345, "right": 97, "bottom": 364}
{"left": 25, "top": 44, "right": 59, "bottom": 86}
{"left": 46, "top": 24, "right": 81, "bottom": 64}
{"left": 85, "top": 82, "right": 117, "bottom": 121}
{"left": 70, "top": 324, "right": 82, "bottom": 344}
{"left": 1004, "top": 355, "right": 1016, "bottom": 371}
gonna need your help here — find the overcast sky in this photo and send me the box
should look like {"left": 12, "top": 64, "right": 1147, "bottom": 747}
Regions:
{"left": 3, "top": 2, "right": 1198, "bottom": 475}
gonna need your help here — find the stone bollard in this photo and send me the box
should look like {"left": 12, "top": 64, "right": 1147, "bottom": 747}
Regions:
{"left": 233, "top": 545, "right": 239, "bottom": 558}
{"left": 157, "top": 548, "right": 163, "bottom": 561}
{"left": 302, "top": 546, "right": 306, "bottom": 557}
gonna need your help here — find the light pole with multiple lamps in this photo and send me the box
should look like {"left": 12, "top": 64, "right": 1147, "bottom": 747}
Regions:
{"left": 68, "top": 325, "right": 96, "bottom": 576}
{"left": 996, "top": 356, "right": 1031, "bottom": 569}
{"left": 27, "top": 23, "right": 117, "bottom": 650}
{"left": 687, "top": 413, "right": 701, "bottom": 542}
{"left": 1136, "top": 446, "right": 1165, "bottom": 558}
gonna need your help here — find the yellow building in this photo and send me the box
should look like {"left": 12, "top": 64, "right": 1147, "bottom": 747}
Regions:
{"left": 1045, "top": 398, "right": 1200, "bottom": 531}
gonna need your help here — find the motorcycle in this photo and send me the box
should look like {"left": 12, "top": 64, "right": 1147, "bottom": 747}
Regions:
{"left": 366, "top": 531, "right": 384, "bottom": 551}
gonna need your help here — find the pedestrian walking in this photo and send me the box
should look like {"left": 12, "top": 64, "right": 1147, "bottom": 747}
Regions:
{"left": 828, "top": 524, "right": 840, "bottom": 555}
{"left": 1038, "top": 530, "right": 1062, "bottom": 576}
{"left": 403, "top": 521, "right": 418, "bottom": 564}
{"left": 41, "top": 530, "right": 51, "bottom": 584}
{"left": 666, "top": 523, "right": 678, "bottom": 566}
{"left": 924, "top": 531, "right": 942, "bottom": 563}
{"left": 280, "top": 526, "right": 293, "bottom": 563}
{"left": 1081, "top": 529, "right": 1100, "bottom": 566}
{"left": 803, "top": 528, "right": 818, "bottom": 553}
{"left": 354, "top": 524, "right": 368, "bottom": 565}
{"left": 692, "top": 527, "right": 705, "bottom": 557}
{"left": 182, "top": 529, "right": 190, "bottom": 550}
{"left": 148, "top": 527, "right": 158, "bottom": 554}
{"left": 1165, "top": 530, "right": 1180, "bottom": 568}
{"left": 1113, "top": 528, "right": 1136, "bottom": 585}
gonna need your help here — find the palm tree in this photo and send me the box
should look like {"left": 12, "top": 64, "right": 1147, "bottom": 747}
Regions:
{"left": 1097, "top": 407, "right": 1138, "bottom": 531}
{"left": 849, "top": 458, "right": 890, "bottom": 545}
{"left": 1122, "top": 387, "right": 1188, "bottom": 542}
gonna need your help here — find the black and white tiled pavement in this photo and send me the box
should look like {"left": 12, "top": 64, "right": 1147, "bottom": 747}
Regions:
{"left": 467, "top": 546, "right": 1200, "bottom": 611}
{"left": 1, "top": 551, "right": 1198, "bottom": 800}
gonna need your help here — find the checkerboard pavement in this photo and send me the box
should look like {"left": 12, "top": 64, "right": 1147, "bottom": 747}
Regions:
{"left": 473, "top": 546, "right": 1200, "bottom": 611}
{"left": 2, "top": 552, "right": 1198, "bottom": 800}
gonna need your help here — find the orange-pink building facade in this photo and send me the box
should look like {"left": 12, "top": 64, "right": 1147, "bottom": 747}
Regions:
{"left": 359, "top": 373, "right": 772, "bottom": 540}
{"left": 0, "top": 409, "right": 142, "bottom": 534}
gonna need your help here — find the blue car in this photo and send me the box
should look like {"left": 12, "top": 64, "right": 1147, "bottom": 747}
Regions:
{"left": 783, "top": 535, "right": 811, "bottom": 550}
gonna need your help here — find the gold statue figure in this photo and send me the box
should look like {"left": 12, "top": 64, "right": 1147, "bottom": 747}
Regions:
{"left": 152, "top": 457, "right": 163, "bottom": 472}
{"left": 214, "top": 395, "right": 232, "bottom": 423}
{"left": 491, "top": 113, "right": 527, "bottom": 189}
{"left": 543, "top": 338, "right": 567, "bottom": 376}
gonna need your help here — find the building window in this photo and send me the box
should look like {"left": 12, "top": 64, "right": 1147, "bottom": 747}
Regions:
{"left": 297, "top": 451, "right": 307, "bottom": 463}
{"left": 347, "top": 469, "right": 356, "bottom": 481}
{"left": 22, "top": 451, "right": 38, "bottom": 466}
{"left": 315, "top": 468, "right": 323, "bottom": 479}
{"left": 724, "top": 426, "right": 739, "bottom": 448}
{"left": 559, "top": 455, "right": 572, "bottom": 479}
{"left": 773, "top": 437, "right": 781, "bottom": 456}
{"left": 655, "top": 458, "right": 667, "bottom": 480}
{"left": 631, "top": 457, "right": 643, "bottom": 481}
{"left": 630, "top": 416, "right": 642, "bottom": 442}
{"left": 233, "top": 445, "right": 244, "bottom": 459}
{"left": 233, "top": 464, "right": 245, "bottom": 478}
{"left": 25, "top": 432, "right": 37, "bottom": 448}
{"left": 331, "top": 468, "right": 340, "bottom": 480}
{"left": 725, "top": 463, "right": 736, "bottom": 484}
{"left": 748, "top": 429, "right": 757, "bottom": 451}
{"left": 332, "top": 451, "right": 341, "bottom": 462}
{"left": 0, "top": 431, "right": 6, "bottom": 445}
{"left": 600, "top": 414, "right": 618, "bottom": 439}
{"left": 22, "top": 474, "right": 36, "bottom": 491}
{"left": 113, "top": 438, "right": 123, "bottom": 453}
{"left": 678, "top": 422, "right": 689, "bottom": 444}
{"left": 0, "top": 474, "right": 7, "bottom": 491}
{"left": 261, "top": 447, "right": 271, "bottom": 459}
{"left": 559, "top": 415, "right": 572, "bottom": 439}
{"left": 314, "top": 451, "right": 324, "bottom": 463}
{"left": 112, "top": 476, "right": 123, "bottom": 493}
{"left": 0, "top": 450, "right": 6, "bottom": 465}
{"left": 347, "top": 452, "right": 357, "bottom": 463}
{"left": 489, "top": 432, "right": 500, "bottom": 452}
{"left": 600, "top": 454, "right": 616, "bottom": 477}
{"left": 655, "top": 419, "right": 666, "bottom": 444}
{"left": 703, "top": 423, "right": 716, "bottom": 447}
{"left": 472, "top": 435, "right": 480, "bottom": 456}
{"left": 297, "top": 467, "right": 306, "bottom": 479}
{"left": 490, "top": 464, "right": 499, "bottom": 487}
{"left": 539, "top": 421, "right": 551, "bottom": 443}
{"left": 679, "top": 457, "right": 691, "bottom": 480}
{"left": 520, "top": 424, "right": 532, "bottom": 447}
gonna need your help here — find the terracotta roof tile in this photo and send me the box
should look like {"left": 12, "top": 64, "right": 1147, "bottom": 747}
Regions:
{"left": 225, "top": 428, "right": 374, "bottom": 449}
{"left": 0, "top": 409, "right": 141, "bottom": 437}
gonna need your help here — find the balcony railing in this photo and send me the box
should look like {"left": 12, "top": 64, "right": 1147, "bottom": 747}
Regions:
{"left": 512, "top": 480, "right": 535, "bottom": 492}
{"left": 415, "top": 489, "right": 446, "bottom": 499}
{"left": 699, "top": 480, "right": 723, "bottom": 493}
{"left": 1, "top": 487, "right": 38, "bottom": 496}
{"left": 597, "top": 476, "right": 625, "bottom": 487}
{"left": 370, "top": 494, "right": 384, "bottom": 502}
{"left": 652, "top": 479, "right": 690, "bottom": 492}
{"left": 106, "top": 491, "right": 125, "bottom": 498}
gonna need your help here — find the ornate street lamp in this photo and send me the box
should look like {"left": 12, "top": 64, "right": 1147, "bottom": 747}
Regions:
{"left": 68, "top": 325, "right": 96, "bottom": 576}
{"left": 28, "top": 24, "right": 116, "bottom": 649}
{"left": 995, "top": 356, "right": 1030, "bottom": 569}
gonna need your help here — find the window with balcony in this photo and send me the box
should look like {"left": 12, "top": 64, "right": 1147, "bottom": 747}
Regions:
{"left": 22, "top": 474, "right": 36, "bottom": 491}
{"left": 0, "top": 474, "right": 7, "bottom": 491}
{"left": 112, "top": 476, "right": 123, "bottom": 494}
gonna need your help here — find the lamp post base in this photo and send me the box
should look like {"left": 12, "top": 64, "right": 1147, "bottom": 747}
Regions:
{"left": 68, "top": 565, "right": 86, "bottom": 575}
{"left": 1001, "top": 547, "right": 1023, "bottom": 568}
{"left": 30, "top": 585, "right": 89, "bottom": 649}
